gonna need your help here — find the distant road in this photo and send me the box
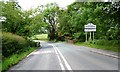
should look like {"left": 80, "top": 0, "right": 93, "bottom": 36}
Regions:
{"left": 9, "top": 41, "right": 118, "bottom": 71}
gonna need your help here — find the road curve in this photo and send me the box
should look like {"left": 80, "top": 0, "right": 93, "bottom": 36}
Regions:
{"left": 9, "top": 41, "right": 118, "bottom": 71}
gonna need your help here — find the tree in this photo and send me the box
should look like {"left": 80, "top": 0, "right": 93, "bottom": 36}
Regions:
{"left": 43, "top": 3, "right": 60, "bottom": 40}
{"left": 57, "top": 2, "right": 119, "bottom": 41}
{"left": 1, "top": 1, "right": 22, "bottom": 34}
{"left": 1, "top": 1, "right": 46, "bottom": 37}
{"left": 103, "top": 1, "right": 120, "bottom": 40}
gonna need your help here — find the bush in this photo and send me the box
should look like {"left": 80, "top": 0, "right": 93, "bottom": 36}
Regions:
{"left": 26, "top": 39, "right": 36, "bottom": 47}
{"left": 94, "top": 39, "right": 119, "bottom": 46}
{"left": 2, "top": 32, "right": 28, "bottom": 58}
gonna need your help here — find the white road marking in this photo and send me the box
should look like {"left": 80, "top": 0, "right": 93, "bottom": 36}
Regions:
{"left": 50, "top": 44, "right": 72, "bottom": 70}
{"left": 26, "top": 49, "right": 38, "bottom": 57}
{"left": 90, "top": 50, "right": 120, "bottom": 59}
{"left": 54, "top": 46, "right": 65, "bottom": 70}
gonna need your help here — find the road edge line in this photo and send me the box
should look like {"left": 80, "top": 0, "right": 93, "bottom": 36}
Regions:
{"left": 90, "top": 50, "right": 120, "bottom": 59}
{"left": 26, "top": 48, "right": 39, "bottom": 57}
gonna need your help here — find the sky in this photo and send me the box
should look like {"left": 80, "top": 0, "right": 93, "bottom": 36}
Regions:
{"left": 1, "top": 0, "right": 112, "bottom": 10}
{"left": 17, "top": 0, "right": 75, "bottom": 10}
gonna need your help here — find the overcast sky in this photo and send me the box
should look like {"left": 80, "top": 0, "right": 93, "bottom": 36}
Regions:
{"left": 17, "top": 0, "right": 75, "bottom": 10}
{"left": 1, "top": 0, "right": 113, "bottom": 10}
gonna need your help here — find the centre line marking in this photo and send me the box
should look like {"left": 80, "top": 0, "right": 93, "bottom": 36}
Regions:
{"left": 50, "top": 44, "right": 72, "bottom": 71}
{"left": 54, "top": 45, "right": 65, "bottom": 70}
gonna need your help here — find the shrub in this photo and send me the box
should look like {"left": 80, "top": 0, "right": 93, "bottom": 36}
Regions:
{"left": 2, "top": 32, "right": 28, "bottom": 58}
{"left": 26, "top": 39, "right": 36, "bottom": 47}
{"left": 94, "top": 39, "right": 119, "bottom": 46}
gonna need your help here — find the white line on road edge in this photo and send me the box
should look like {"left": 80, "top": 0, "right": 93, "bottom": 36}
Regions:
{"left": 90, "top": 50, "right": 120, "bottom": 59}
{"left": 50, "top": 44, "right": 73, "bottom": 71}
{"left": 26, "top": 49, "right": 39, "bottom": 57}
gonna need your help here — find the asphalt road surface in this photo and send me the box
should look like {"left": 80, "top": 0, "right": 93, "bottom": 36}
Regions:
{"left": 9, "top": 41, "right": 118, "bottom": 71}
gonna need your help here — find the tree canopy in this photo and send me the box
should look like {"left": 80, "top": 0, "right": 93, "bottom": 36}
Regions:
{"left": 1, "top": 1, "right": 120, "bottom": 41}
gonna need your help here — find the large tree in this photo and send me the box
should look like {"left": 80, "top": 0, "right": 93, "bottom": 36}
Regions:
{"left": 1, "top": 1, "right": 46, "bottom": 37}
{"left": 43, "top": 3, "right": 60, "bottom": 40}
{"left": 58, "top": 2, "right": 119, "bottom": 41}
{"left": 1, "top": 1, "right": 22, "bottom": 34}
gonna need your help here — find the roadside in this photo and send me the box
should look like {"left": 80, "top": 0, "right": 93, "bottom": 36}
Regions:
{"left": 2, "top": 47, "right": 39, "bottom": 72}
{"left": 9, "top": 42, "right": 64, "bottom": 70}
{"left": 34, "top": 40, "right": 120, "bottom": 59}
{"left": 74, "top": 42, "right": 120, "bottom": 59}
{"left": 33, "top": 39, "right": 120, "bottom": 59}
{"left": 7, "top": 40, "right": 118, "bottom": 70}
{"left": 75, "top": 42, "right": 119, "bottom": 52}
{"left": 2, "top": 32, "right": 40, "bottom": 72}
{"left": 80, "top": 46, "right": 119, "bottom": 59}
{"left": 31, "top": 33, "right": 119, "bottom": 59}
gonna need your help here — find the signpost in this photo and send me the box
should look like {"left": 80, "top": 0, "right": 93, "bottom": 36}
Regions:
{"left": 84, "top": 23, "right": 96, "bottom": 42}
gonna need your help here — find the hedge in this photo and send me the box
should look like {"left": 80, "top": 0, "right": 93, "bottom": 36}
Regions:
{"left": 2, "top": 32, "right": 36, "bottom": 58}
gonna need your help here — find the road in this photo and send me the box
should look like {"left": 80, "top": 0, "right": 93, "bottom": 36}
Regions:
{"left": 9, "top": 41, "right": 118, "bottom": 71}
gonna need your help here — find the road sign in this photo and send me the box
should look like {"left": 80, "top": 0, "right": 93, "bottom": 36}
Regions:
{"left": 84, "top": 23, "right": 96, "bottom": 42}
{"left": 84, "top": 23, "right": 96, "bottom": 32}
{"left": 0, "top": 16, "right": 6, "bottom": 22}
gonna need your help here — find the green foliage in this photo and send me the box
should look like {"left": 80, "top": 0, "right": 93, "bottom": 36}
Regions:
{"left": 1, "top": 1, "right": 46, "bottom": 37}
{"left": 31, "top": 34, "right": 48, "bottom": 40}
{"left": 1, "top": 2, "right": 23, "bottom": 33}
{"left": 2, "top": 32, "right": 36, "bottom": 58}
{"left": 75, "top": 40, "right": 119, "bottom": 52}
{"left": 58, "top": 2, "right": 119, "bottom": 43}
{"left": 94, "top": 39, "right": 119, "bottom": 47}
{"left": 43, "top": 3, "right": 60, "bottom": 40}
{"left": 2, "top": 47, "right": 37, "bottom": 72}
{"left": 1, "top": 1, "right": 119, "bottom": 53}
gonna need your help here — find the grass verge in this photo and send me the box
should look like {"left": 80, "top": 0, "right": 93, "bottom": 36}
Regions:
{"left": 31, "top": 34, "right": 48, "bottom": 41}
{"left": 75, "top": 42, "right": 119, "bottom": 52}
{"left": 2, "top": 47, "right": 38, "bottom": 72}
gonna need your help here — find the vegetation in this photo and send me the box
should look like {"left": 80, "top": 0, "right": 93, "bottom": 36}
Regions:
{"left": 2, "top": 47, "right": 37, "bottom": 72}
{"left": 75, "top": 40, "right": 119, "bottom": 52}
{"left": 1, "top": 0, "right": 120, "bottom": 71}
{"left": 1, "top": 32, "right": 37, "bottom": 71}
{"left": 58, "top": 2, "right": 119, "bottom": 52}
{"left": 31, "top": 34, "right": 48, "bottom": 40}
{"left": 2, "top": 32, "right": 36, "bottom": 58}
{"left": 58, "top": 2, "right": 120, "bottom": 41}
{"left": 43, "top": 3, "right": 60, "bottom": 40}
{"left": 1, "top": 2, "right": 47, "bottom": 37}
{"left": 1, "top": 1, "right": 119, "bottom": 42}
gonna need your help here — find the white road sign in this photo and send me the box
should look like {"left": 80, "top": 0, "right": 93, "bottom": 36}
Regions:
{"left": 84, "top": 23, "right": 96, "bottom": 32}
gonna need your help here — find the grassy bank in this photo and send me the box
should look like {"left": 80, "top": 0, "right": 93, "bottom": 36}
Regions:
{"left": 1, "top": 32, "right": 38, "bottom": 72}
{"left": 31, "top": 34, "right": 48, "bottom": 41}
{"left": 2, "top": 47, "right": 38, "bottom": 72}
{"left": 75, "top": 42, "right": 119, "bottom": 52}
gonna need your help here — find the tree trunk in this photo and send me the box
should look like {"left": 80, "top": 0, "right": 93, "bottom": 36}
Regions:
{"left": 50, "top": 28, "right": 55, "bottom": 40}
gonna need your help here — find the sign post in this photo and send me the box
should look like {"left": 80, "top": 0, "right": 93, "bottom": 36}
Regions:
{"left": 90, "top": 32, "right": 91, "bottom": 40}
{"left": 93, "top": 32, "right": 94, "bottom": 42}
{"left": 86, "top": 32, "right": 87, "bottom": 42}
{"left": 84, "top": 23, "right": 96, "bottom": 42}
